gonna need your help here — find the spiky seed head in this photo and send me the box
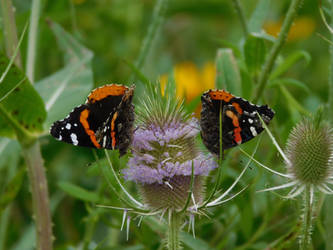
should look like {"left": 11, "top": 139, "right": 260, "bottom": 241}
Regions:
{"left": 285, "top": 119, "right": 333, "bottom": 185}
{"left": 140, "top": 175, "right": 204, "bottom": 210}
{"left": 123, "top": 82, "right": 217, "bottom": 210}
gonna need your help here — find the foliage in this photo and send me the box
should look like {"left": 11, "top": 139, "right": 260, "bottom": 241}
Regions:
{"left": 0, "top": 0, "right": 332, "bottom": 249}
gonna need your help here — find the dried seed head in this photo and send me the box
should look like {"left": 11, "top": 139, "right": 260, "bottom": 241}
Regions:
{"left": 285, "top": 119, "right": 333, "bottom": 185}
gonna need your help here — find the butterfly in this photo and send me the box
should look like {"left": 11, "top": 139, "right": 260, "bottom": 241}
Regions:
{"left": 50, "top": 84, "right": 135, "bottom": 156}
{"left": 200, "top": 89, "right": 275, "bottom": 156}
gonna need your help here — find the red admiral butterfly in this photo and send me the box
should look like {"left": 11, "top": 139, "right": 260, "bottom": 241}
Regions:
{"left": 200, "top": 89, "right": 274, "bottom": 156}
{"left": 50, "top": 84, "right": 135, "bottom": 156}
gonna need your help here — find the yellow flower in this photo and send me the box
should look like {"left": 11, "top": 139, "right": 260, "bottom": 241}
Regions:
{"left": 264, "top": 16, "right": 316, "bottom": 42}
{"left": 161, "top": 61, "right": 216, "bottom": 102}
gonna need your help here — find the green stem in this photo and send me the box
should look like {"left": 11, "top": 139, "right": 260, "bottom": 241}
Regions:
{"left": 135, "top": 0, "right": 169, "bottom": 71}
{"left": 329, "top": 0, "right": 333, "bottom": 122}
{"left": 23, "top": 141, "right": 53, "bottom": 250}
{"left": 326, "top": 2, "right": 333, "bottom": 247}
{"left": 0, "top": 147, "right": 17, "bottom": 250}
{"left": 253, "top": 0, "right": 303, "bottom": 103}
{"left": 300, "top": 185, "right": 313, "bottom": 250}
{"left": 26, "top": 0, "right": 42, "bottom": 83}
{"left": 82, "top": 151, "right": 106, "bottom": 250}
{"left": 0, "top": 0, "right": 22, "bottom": 68}
{"left": 167, "top": 210, "right": 181, "bottom": 250}
{"left": 231, "top": 0, "right": 249, "bottom": 37}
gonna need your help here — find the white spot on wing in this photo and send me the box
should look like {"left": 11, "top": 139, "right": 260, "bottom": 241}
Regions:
{"left": 74, "top": 123, "right": 78, "bottom": 127}
{"left": 70, "top": 133, "right": 79, "bottom": 145}
{"left": 66, "top": 123, "right": 71, "bottom": 130}
{"left": 250, "top": 126, "right": 257, "bottom": 137}
{"left": 248, "top": 118, "right": 253, "bottom": 124}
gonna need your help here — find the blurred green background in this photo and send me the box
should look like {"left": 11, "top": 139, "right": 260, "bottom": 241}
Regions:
{"left": 0, "top": 0, "right": 332, "bottom": 249}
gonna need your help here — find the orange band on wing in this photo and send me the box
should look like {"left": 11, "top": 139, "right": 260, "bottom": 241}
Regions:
{"left": 208, "top": 90, "right": 234, "bottom": 102}
{"left": 232, "top": 102, "right": 243, "bottom": 114}
{"left": 88, "top": 85, "right": 128, "bottom": 103}
{"left": 79, "top": 109, "right": 101, "bottom": 148}
{"left": 226, "top": 110, "right": 242, "bottom": 144}
{"left": 110, "top": 112, "right": 118, "bottom": 149}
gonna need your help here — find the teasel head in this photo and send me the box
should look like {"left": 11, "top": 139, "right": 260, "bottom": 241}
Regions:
{"left": 123, "top": 82, "right": 217, "bottom": 211}
{"left": 283, "top": 115, "right": 333, "bottom": 196}
{"left": 285, "top": 118, "right": 333, "bottom": 186}
{"left": 256, "top": 110, "right": 333, "bottom": 199}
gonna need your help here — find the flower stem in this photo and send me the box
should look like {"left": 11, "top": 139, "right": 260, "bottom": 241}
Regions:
{"left": 135, "top": 0, "right": 169, "bottom": 72}
{"left": 300, "top": 185, "right": 313, "bottom": 249}
{"left": 0, "top": 0, "right": 22, "bottom": 68}
{"left": 23, "top": 141, "right": 53, "bottom": 250}
{"left": 329, "top": 0, "right": 333, "bottom": 123}
{"left": 253, "top": 0, "right": 303, "bottom": 103}
{"left": 167, "top": 210, "right": 181, "bottom": 250}
{"left": 26, "top": 0, "right": 42, "bottom": 83}
{"left": 325, "top": 2, "right": 333, "bottom": 248}
{"left": 231, "top": 0, "right": 249, "bottom": 37}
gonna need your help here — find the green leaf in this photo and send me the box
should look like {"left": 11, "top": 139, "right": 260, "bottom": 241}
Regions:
{"left": 58, "top": 181, "right": 100, "bottom": 203}
{"left": 0, "top": 168, "right": 25, "bottom": 213}
{"left": 279, "top": 85, "right": 310, "bottom": 116}
{"left": 250, "top": 31, "right": 276, "bottom": 43}
{"left": 124, "top": 59, "right": 150, "bottom": 88}
{"left": 181, "top": 232, "right": 213, "bottom": 250}
{"left": 35, "top": 21, "right": 93, "bottom": 129}
{"left": 249, "top": 0, "right": 272, "bottom": 33}
{"left": 86, "top": 158, "right": 108, "bottom": 177}
{"left": 268, "top": 78, "right": 310, "bottom": 93}
{"left": 244, "top": 34, "right": 266, "bottom": 78}
{"left": 47, "top": 20, "right": 92, "bottom": 65}
{"left": 240, "top": 68, "right": 254, "bottom": 100}
{"left": 215, "top": 48, "right": 241, "bottom": 95}
{"left": 0, "top": 139, "right": 20, "bottom": 169}
{"left": 184, "top": 95, "right": 201, "bottom": 114}
{"left": 216, "top": 39, "right": 241, "bottom": 58}
{"left": 0, "top": 53, "right": 47, "bottom": 138}
{"left": 270, "top": 50, "right": 311, "bottom": 80}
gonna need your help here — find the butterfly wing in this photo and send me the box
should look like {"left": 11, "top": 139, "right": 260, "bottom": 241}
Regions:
{"left": 96, "top": 86, "right": 135, "bottom": 156}
{"left": 50, "top": 105, "right": 101, "bottom": 148}
{"left": 200, "top": 89, "right": 274, "bottom": 155}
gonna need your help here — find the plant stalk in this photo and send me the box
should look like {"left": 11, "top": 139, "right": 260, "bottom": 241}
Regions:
{"left": 135, "top": 0, "right": 169, "bottom": 72}
{"left": 26, "top": 0, "right": 42, "bottom": 83}
{"left": 231, "top": 0, "right": 249, "bottom": 37}
{"left": 300, "top": 185, "right": 313, "bottom": 249}
{"left": 23, "top": 141, "right": 53, "bottom": 250}
{"left": 0, "top": 0, "right": 22, "bottom": 68}
{"left": 253, "top": 0, "right": 303, "bottom": 103}
{"left": 168, "top": 210, "right": 181, "bottom": 250}
{"left": 325, "top": 1, "right": 333, "bottom": 249}
{"left": 329, "top": 0, "right": 333, "bottom": 122}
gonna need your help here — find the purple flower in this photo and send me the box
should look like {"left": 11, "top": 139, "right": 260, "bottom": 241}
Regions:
{"left": 123, "top": 118, "right": 217, "bottom": 184}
